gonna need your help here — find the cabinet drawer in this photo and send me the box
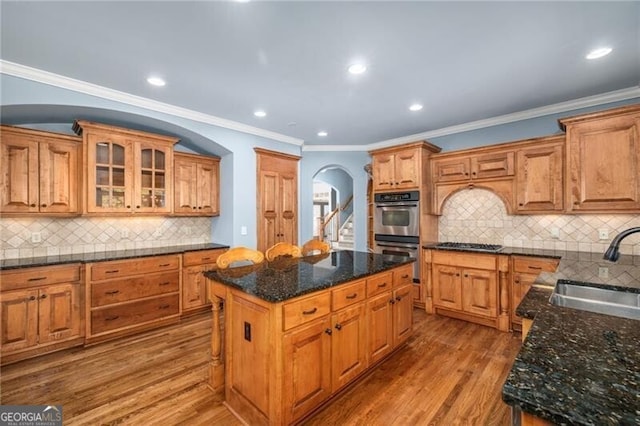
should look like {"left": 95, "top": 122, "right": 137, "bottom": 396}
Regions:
{"left": 332, "top": 280, "right": 366, "bottom": 311}
{"left": 183, "top": 249, "right": 226, "bottom": 267}
{"left": 512, "top": 257, "right": 559, "bottom": 274}
{"left": 393, "top": 265, "right": 413, "bottom": 287}
{"left": 0, "top": 264, "right": 81, "bottom": 291}
{"left": 431, "top": 251, "right": 496, "bottom": 270}
{"left": 91, "top": 294, "right": 179, "bottom": 334}
{"left": 283, "top": 292, "right": 331, "bottom": 331}
{"left": 366, "top": 272, "right": 393, "bottom": 297}
{"left": 90, "top": 255, "right": 179, "bottom": 281}
{"left": 91, "top": 271, "right": 179, "bottom": 307}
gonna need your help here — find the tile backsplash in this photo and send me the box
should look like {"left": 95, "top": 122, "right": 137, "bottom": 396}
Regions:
{"left": 0, "top": 217, "right": 212, "bottom": 259}
{"left": 439, "top": 188, "right": 640, "bottom": 255}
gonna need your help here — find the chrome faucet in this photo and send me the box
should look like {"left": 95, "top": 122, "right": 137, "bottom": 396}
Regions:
{"left": 603, "top": 227, "right": 640, "bottom": 262}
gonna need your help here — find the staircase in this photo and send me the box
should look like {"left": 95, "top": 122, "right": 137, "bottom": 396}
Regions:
{"left": 332, "top": 214, "right": 354, "bottom": 250}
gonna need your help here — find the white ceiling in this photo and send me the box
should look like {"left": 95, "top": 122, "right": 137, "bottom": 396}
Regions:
{"left": 1, "top": 1, "right": 639, "bottom": 148}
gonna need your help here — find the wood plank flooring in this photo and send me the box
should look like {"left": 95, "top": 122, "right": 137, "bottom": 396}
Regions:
{"left": 0, "top": 309, "right": 521, "bottom": 425}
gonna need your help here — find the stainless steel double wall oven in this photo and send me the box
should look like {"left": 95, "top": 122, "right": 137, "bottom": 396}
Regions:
{"left": 373, "top": 191, "right": 420, "bottom": 282}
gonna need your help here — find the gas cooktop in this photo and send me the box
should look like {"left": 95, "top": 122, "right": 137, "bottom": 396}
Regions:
{"left": 433, "top": 242, "right": 504, "bottom": 253}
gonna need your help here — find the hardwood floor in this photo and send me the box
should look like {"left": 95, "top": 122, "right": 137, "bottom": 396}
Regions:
{"left": 0, "top": 309, "right": 521, "bottom": 425}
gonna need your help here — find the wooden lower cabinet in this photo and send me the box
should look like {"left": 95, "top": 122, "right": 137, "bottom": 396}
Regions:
{"left": 510, "top": 256, "right": 559, "bottom": 330}
{"left": 209, "top": 265, "right": 413, "bottom": 425}
{"left": 181, "top": 249, "right": 227, "bottom": 315}
{"left": 0, "top": 264, "right": 83, "bottom": 364}
{"left": 427, "top": 250, "right": 509, "bottom": 331}
{"left": 86, "top": 255, "right": 180, "bottom": 344}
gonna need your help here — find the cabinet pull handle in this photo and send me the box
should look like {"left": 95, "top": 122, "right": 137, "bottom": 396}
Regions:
{"left": 29, "top": 296, "right": 36, "bottom": 301}
{"left": 528, "top": 266, "right": 542, "bottom": 270}
{"left": 335, "top": 323, "right": 342, "bottom": 330}
{"left": 346, "top": 293, "right": 357, "bottom": 299}
{"left": 302, "top": 307, "right": 318, "bottom": 315}
{"left": 158, "top": 263, "right": 171, "bottom": 267}
{"left": 325, "top": 328, "right": 332, "bottom": 335}
{"left": 105, "top": 270, "right": 119, "bottom": 274}
{"left": 105, "top": 315, "right": 119, "bottom": 321}
{"left": 202, "top": 257, "right": 211, "bottom": 261}
{"left": 378, "top": 283, "right": 387, "bottom": 288}
{"left": 105, "top": 290, "right": 120, "bottom": 295}
{"left": 159, "top": 304, "right": 171, "bottom": 309}
{"left": 389, "top": 299, "right": 396, "bottom": 304}
{"left": 159, "top": 282, "right": 171, "bottom": 286}
{"left": 40, "top": 294, "right": 47, "bottom": 299}
{"left": 401, "top": 274, "right": 410, "bottom": 279}
{"left": 27, "top": 277, "right": 47, "bottom": 282}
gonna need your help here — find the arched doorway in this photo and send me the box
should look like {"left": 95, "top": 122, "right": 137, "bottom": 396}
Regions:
{"left": 312, "top": 166, "right": 354, "bottom": 249}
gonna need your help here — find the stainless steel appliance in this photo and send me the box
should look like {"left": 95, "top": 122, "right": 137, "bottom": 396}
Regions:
{"left": 374, "top": 191, "right": 421, "bottom": 282}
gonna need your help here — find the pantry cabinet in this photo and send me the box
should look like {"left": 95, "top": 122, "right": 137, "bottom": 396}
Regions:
{"left": 560, "top": 104, "right": 640, "bottom": 212}
{"left": 74, "top": 121, "right": 178, "bottom": 215}
{"left": 0, "top": 264, "right": 84, "bottom": 364}
{"left": 0, "top": 126, "right": 81, "bottom": 215}
{"left": 174, "top": 152, "right": 220, "bottom": 216}
{"left": 255, "top": 148, "right": 300, "bottom": 252}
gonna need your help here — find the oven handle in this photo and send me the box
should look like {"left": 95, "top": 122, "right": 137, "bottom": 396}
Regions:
{"left": 375, "top": 203, "right": 418, "bottom": 208}
{"left": 376, "top": 242, "right": 418, "bottom": 250}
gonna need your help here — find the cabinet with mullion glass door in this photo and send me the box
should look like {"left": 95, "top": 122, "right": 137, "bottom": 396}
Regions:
{"left": 75, "top": 120, "right": 178, "bottom": 215}
{"left": 88, "top": 133, "right": 132, "bottom": 213}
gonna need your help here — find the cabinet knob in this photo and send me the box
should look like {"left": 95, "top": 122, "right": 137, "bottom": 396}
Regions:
{"left": 456, "top": 273, "right": 460, "bottom": 277}
{"left": 515, "top": 280, "right": 520, "bottom": 284}
{"left": 126, "top": 205, "right": 131, "bottom": 209}
{"left": 198, "top": 206, "right": 202, "bottom": 209}
{"left": 464, "top": 274, "right": 468, "bottom": 278}
{"left": 573, "top": 201, "right": 579, "bottom": 205}
{"left": 30, "top": 204, "right": 36, "bottom": 207}
{"left": 325, "top": 328, "right": 333, "bottom": 335}
{"left": 136, "top": 205, "right": 141, "bottom": 209}
{"left": 396, "top": 296, "right": 402, "bottom": 301}
{"left": 41, "top": 203, "right": 47, "bottom": 207}
{"left": 40, "top": 294, "right": 47, "bottom": 299}
{"left": 335, "top": 323, "right": 342, "bottom": 330}
{"left": 192, "top": 206, "right": 196, "bottom": 210}
{"left": 29, "top": 296, "right": 36, "bottom": 301}
{"left": 389, "top": 299, "right": 396, "bottom": 305}
{"left": 519, "top": 203, "right": 524, "bottom": 206}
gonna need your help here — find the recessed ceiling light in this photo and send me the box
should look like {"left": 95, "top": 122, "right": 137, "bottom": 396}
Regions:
{"left": 146, "top": 76, "right": 166, "bottom": 87}
{"left": 586, "top": 47, "right": 612, "bottom": 60}
{"left": 409, "top": 104, "right": 423, "bottom": 112}
{"left": 317, "top": 131, "right": 328, "bottom": 137}
{"left": 348, "top": 63, "right": 367, "bottom": 75}
{"left": 254, "top": 110, "right": 267, "bottom": 118}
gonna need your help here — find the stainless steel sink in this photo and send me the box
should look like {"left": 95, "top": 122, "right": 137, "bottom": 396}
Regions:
{"left": 550, "top": 281, "right": 640, "bottom": 320}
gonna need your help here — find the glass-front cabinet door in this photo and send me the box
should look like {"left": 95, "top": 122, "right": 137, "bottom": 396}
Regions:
{"left": 134, "top": 141, "right": 173, "bottom": 214}
{"left": 86, "top": 134, "right": 132, "bottom": 213}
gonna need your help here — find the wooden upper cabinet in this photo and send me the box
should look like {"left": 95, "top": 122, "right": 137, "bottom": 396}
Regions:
{"left": 515, "top": 137, "right": 564, "bottom": 213}
{"left": 560, "top": 105, "right": 640, "bottom": 212}
{"left": 433, "top": 150, "right": 514, "bottom": 183}
{"left": 74, "top": 121, "right": 178, "bottom": 215}
{"left": 255, "top": 148, "right": 300, "bottom": 252}
{"left": 174, "top": 152, "right": 220, "bottom": 216}
{"left": 0, "top": 126, "right": 81, "bottom": 215}
{"left": 370, "top": 142, "right": 441, "bottom": 192}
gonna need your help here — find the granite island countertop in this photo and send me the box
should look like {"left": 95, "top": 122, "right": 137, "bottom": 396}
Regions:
{"left": 203, "top": 250, "right": 414, "bottom": 303}
{"left": 0, "top": 243, "right": 230, "bottom": 270}
{"left": 502, "top": 253, "right": 640, "bottom": 425}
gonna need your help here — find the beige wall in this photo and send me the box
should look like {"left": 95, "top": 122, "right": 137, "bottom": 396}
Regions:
{"left": 439, "top": 188, "right": 640, "bottom": 256}
{"left": 0, "top": 217, "right": 211, "bottom": 259}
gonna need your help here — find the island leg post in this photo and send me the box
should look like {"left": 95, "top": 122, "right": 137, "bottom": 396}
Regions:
{"left": 209, "top": 294, "right": 225, "bottom": 393}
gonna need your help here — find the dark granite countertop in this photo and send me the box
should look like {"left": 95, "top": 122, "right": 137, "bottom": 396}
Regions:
{"left": 503, "top": 254, "right": 640, "bottom": 425}
{"left": 204, "top": 250, "right": 414, "bottom": 303}
{"left": 0, "top": 243, "right": 230, "bottom": 270}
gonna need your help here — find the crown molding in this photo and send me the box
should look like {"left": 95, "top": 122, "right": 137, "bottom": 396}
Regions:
{"left": 365, "top": 86, "right": 640, "bottom": 151}
{"left": 0, "top": 60, "right": 304, "bottom": 146}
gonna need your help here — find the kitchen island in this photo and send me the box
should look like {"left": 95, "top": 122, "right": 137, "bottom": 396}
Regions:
{"left": 204, "top": 250, "right": 415, "bottom": 425}
{"left": 502, "top": 253, "right": 640, "bottom": 425}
